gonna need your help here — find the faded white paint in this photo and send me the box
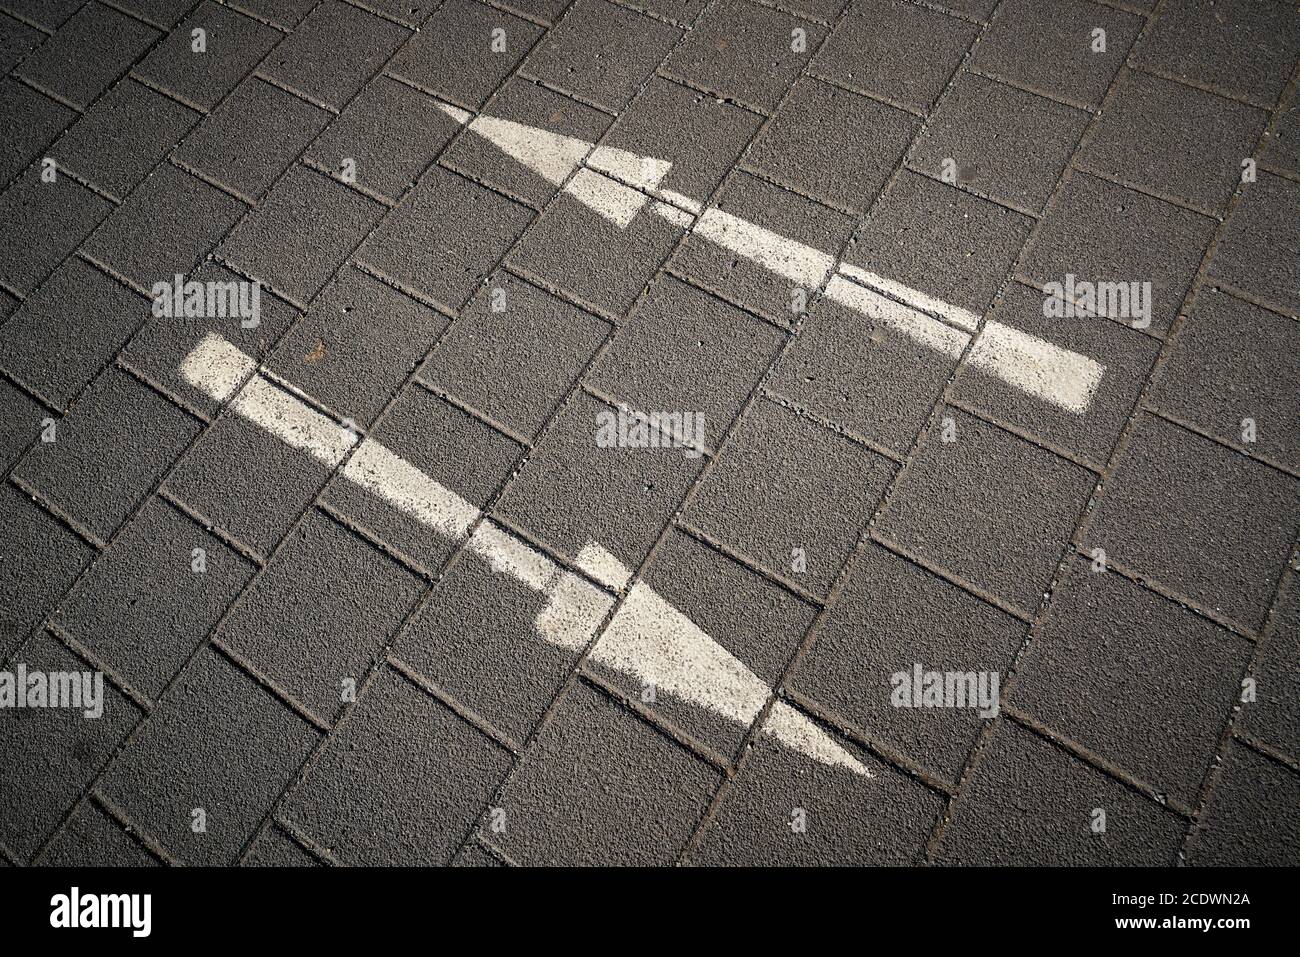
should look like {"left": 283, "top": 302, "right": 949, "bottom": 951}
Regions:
{"left": 693, "top": 207, "right": 836, "bottom": 291}
{"left": 839, "top": 263, "right": 982, "bottom": 332}
{"left": 967, "top": 320, "right": 1105, "bottom": 414}
{"left": 178, "top": 335, "right": 861, "bottom": 774}
{"left": 825, "top": 275, "right": 969, "bottom": 359}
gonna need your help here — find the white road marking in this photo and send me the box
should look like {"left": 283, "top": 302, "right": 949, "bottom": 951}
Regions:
{"left": 825, "top": 274, "right": 969, "bottom": 359}
{"left": 440, "top": 106, "right": 1108, "bottom": 414}
{"left": 179, "top": 334, "right": 865, "bottom": 774}
{"left": 967, "top": 320, "right": 1105, "bottom": 414}
{"left": 693, "top": 207, "right": 837, "bottom": 290}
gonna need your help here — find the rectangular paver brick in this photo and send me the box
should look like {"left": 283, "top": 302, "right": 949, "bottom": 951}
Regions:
{"left": 55, "top": 495, "right": 256, "bottom": 701}
{"left": 281, "top": 665, "right": 512, "bottom": 865}
{"left": 0, "top": 77, "right": 77, "bottom": 186}
{"left": 134, "top": 1, "right": 282, "bottom": 111}
{"left": 259, "top": 0, "right": 409, "bottom": 110}
{"left": 219, "top": 509, "right": 425, "bottom": 724}
{"left": 876, "top": 406, "right": 1095, "bottom": 616}
{"left": 790, "top": 541, "right": 1024, "bottom": 785}
{"left": 489, "top": 680, "right": 721, "bottom": 865}
{"left": 218, "top": 164, "right": 387, "bottom": 307}
{"left": 0, "top": 631, "right": 140, "bottom": 861}
{"left": 1207, "top": 173, "right": 1300, "bottom": 316}
{"left": 1083, "top": 413, "right": 1300, "bottom": 633}
{"left": 522, "top": 0, "right": 681, "bottom": 112}
{"left": 686, "top": 397, "right": 895, "bottom": 598}
{"left": 15, "top": 1, "right": 158, "bottom": 108}
{"left": 99, "top": 645, "right": 319, "bottom": 865}
{"left": 13, "top": 366, "right": 201, "bottom": 540}
{"left": 357, "top": 165, "right": 533, "bottom": 312}
{"left": 0, "top": 168, "right": 114, "bottom": 297}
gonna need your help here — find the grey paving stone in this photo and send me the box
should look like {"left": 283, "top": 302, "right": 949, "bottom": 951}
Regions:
{"left": 352, "top": 0, "right": 440, "bottom": 27}
{"left": 266, "top": 265, "right": 446, "bottom": 427}
{"left": 597, "top": 76, "right": 763, "bottom": 203}
{"left": 162, "top": 391, "right": 333, "bottom": 556}
{"left": 1012, "top": 556, "right": 1251, "bottom": 804}
{"left": 50, "top": 78, "right": 199, "bottom": 201}
{"left": 522, "top": 0, "right": 681, "bottom": 111}
{"left": 122, "top": 261, "right": 301, "bottom": 415}
{"left": 0, "top": 0, "right": 82, "bottom": 31}
{"left": 1207, "top": 173, "right": 1300, "bottom": 315}
{"left": 767, "top": 285, "right": 958, "bottom": 456}
{"left": 1018, "top": 173, "right": 1217, "bottom": 338}
{"left": 1077, "top": 70, "right": 1266, "bottom": 215}
{"left": 226, "top": 0, "right": 315, "bottom": 29}
{"left": 390, "top": 0, "right": 542, "bottom": 110}
{"left": 1084, "top": 413, "right": 1300, "bottom": 633}
{"left": 0, "top": 78, "right": 76, "bottom": 187}
{"left": 55, "top": 496, "right": 256, "bottom": 701}
{"left": 687, "top": 398, "right": 895, "bottom": 598}
{"left": 0, "top": 378, "right": 42, "bottom": 473}
{"left": 451, "top": 840, "right": 503, "bottom": 866}
{"left": 908, "top": 72, "right": 1089, "bottom": 214}
{"left": 219, "top": 510, "right": 424, "bottom": 725}
{"left": 495, "top": 390, "right": 704, "bottom": 574}
{"left": 927, "top": 0, "right": 996, "bottom": 17}
{"left": 111, "top": 0, "right": 192, "bottom": 27}
{"left": 392, "top": 538, "right": 583, "bottom": 746}
{"left": 37, "top": 801, "right": 158, "bottom": 867}
{"left": 0, "top": 11, "right": 43, "bottom": 74}
{"left": 82, "top": 163, "right": 247, "bottom": 291}
{"left": 418, "top": 270, "right": 609, "bottom": 440}
{"left": 242, "top": 824, "right": 319, "bottom": 866}
{"left": 14, "top": 1, "right": 157, "bottom": 108}
{"left": 218, "top": 165, "right": 386, "bottom": 307}
{"left": 1148, "top": 289, "right": 1300, "bottom": 470}
{"left": 0, "top": 167, "right": 113, "bottom": 297}
{"left": 0, "top": 257, "right": 145, "bottom": 409}
{"left": 810, "top": 0, "right": 977, "bottom": 113}
{"left": 613, "top": 0, "right": 704, "bottom": 26}
{"left": 1239, "top": 573, "right": 1299, "bottom": 758}
{"left": 843, "top": 169, "right": 1033, "bottom": 321}
{"left": 260, "top": 1, "right": 408, "bottom": 110}
{"left": 303, "top": 74, "right": 462, "bottom": 202}
{"left": 99, "top": 645, "right": 319, "bottom": 865}
{"left": 506, "top": 170, "right": 684, "bottom": 317}
{"left": 587, "top": 274, "right": 785, "bottom": 450}
{"left": 1189, "top": 741, "right": 1300, "bottom": 866}
{"left": 587, "top": 528, "right": 817, "bottom": 760}
{"left": 935, "top": 719, "right": 1186, "bottom": 865}
{"left": 1261, "top": 86, "right": 1300, "bottom": 175}
{"left": 691, "top": 718, "right": 945, "bottom": 865}
{"left": 1133, "top": 0, "right": 1300, "bottom": 106}
{"left": 174, "top": 77, "right": 330, "bottom": 201}
{"left": 877, "top": 406, "right": 1095, "bottom": 615}
{"left": 967, "top": 0, "right": 1141, "bottom": 109}
{"left": 671, "top": 171, "right": 855, "bottom": 326}
{"left": 661, "top": 0, "right": 822, "bottom": 113}
{"left": 0, "top": 484, "right": 94, "bottom": 661}
{"left": 0, "top": 631, "right": 140, "bottom": 861}
{"left": 745, "top": 77, "right": 918, "bottom": 213}
{"left": 322, "top": 384, "right": 522, "bottom": 570}
{"left": 356, "top": 165, "right": 532, "bottom": 312}
{"left": 490, "top": 680, "right": 721, "bottom": 865}
{"left": 13, "top": 367, "right": 200, "bottom": 541}
{"left": 790, "top": 542, "right": 1023, "bottom": 785}
{"left": 950, "top": 281, "right": 1161, "bottom": 467}
{"left": 282, "top": 666, "right": 512, "bottom": 865}
{"left": 442, "top": 78, "right": 611, "bottom": 207}
{"left": 766, "top": 0, "right": 848, "bottom": 21}
{"left": 134, "top": 1, "right": 282, "bottom": 111}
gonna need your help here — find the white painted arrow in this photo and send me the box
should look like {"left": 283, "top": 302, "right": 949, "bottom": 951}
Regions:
{"left": 180, "top": 334, "right": 870, "bottom": 776}
{"left": 439, "top": 101, "right": 1105, "bottom": 414}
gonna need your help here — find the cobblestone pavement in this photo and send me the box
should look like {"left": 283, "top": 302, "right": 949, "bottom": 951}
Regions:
{"left": 1, "top": 0, "right": 1298, "bottom": 867}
